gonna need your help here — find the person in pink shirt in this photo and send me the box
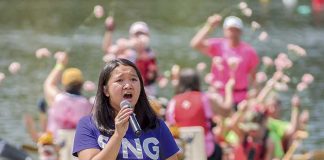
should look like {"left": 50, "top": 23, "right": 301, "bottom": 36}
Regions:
{"left": 191, "top": 15, "right": 259, "bottom": 108}
{"left": 43, "top": 52, "right": 92, "bottom": 137}
{"left": 24, "top": 52, "right": 93, "bottom": 160}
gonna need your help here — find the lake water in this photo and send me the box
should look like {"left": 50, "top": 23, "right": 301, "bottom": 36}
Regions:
{"left": 0, "top": 0, "right": 323, "bottom": 158}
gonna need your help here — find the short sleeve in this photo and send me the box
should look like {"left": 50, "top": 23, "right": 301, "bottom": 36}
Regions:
{"left": 72, "top": 116, "right": 100, "bottom": 157}
{"left": 201, "top": 93, "right": 214, "bottom": 119}
{"left": 267, "top": 118, "right": 289, "bottom": 139}
{"left": 159, "top": 120, "right": 180, "bottom": 159}
{"left": 247, "top": 46, "right": 259, "bottom": 72}
{"left": 165, "top": 99, "right": 176, "bottom": 125}
{"left": 206, "top": 38, "right": 223, "bottom": 57}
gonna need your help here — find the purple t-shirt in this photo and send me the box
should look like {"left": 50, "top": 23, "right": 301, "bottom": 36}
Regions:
{"left": 73, "top": 116, "right": 179, "bottom": 159}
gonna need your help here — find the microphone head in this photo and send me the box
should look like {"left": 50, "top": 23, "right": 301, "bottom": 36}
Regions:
{"left": 135, "top": 130, "right": 142, "bottom": 137}
{"left": 120, "top": 100, "right": 132, "bottom": 109}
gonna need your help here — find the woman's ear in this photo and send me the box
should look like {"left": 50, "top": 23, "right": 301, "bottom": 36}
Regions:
{"left": 103, "top": 86, "right": 109, "bottom": 97}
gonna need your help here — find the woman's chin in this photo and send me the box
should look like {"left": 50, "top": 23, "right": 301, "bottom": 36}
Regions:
{"left": 130, "top": 99, "right": 139, "bottom": 107}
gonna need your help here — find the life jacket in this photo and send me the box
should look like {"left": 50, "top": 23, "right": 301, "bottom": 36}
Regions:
{"left": 135, "top": 48, "right": 158, "bottom": 86}
{"left": 234, "top": 130, "right": 269, "bottom": 160}
{"left": 172, "top": 91, "right": 211, "bottom": 134}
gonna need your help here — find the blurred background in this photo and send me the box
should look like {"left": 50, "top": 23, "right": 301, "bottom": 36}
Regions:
{"left": 0, "top": 0, "right": 323, "bottom": 158}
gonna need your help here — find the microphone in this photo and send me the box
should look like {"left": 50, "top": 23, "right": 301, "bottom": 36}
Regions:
{"left": 120, "top": 100, "right": 142, "bottom": 137}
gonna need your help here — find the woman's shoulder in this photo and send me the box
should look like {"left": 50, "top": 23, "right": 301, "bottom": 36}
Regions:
{"left": 156, "top": 119, "right": 169, "bottom": 131}
{"left": 75, "top": 115, "right": 102, "bottom": 138}
{"left": 79, "top": 115, "right": 92, "bottom": 121}
{"left": 77, "top": 115, "right": 96, "bottom": 128}
{"left": 141, "top": 119, "right": 170, "bottom": 141}
{"left": 145, "top": 119, "right": 166, "bottom": 131}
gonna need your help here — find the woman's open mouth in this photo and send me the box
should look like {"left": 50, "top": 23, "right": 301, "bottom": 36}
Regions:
{"left": 123, "top": 93, "right": 133, "bottom": 100}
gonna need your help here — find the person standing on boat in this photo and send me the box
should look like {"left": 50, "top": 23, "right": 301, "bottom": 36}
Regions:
{"left": 44, "top": 52, "right": 92, "bottom": 137}
{"left": 191, "top": 15, "right": 259, "bottom": 109}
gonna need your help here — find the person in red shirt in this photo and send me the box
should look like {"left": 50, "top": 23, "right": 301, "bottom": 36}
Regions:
{"left": 166, "top": 68, "right": 234, "bottom": 160}
{"left": 102, "top": 17, "right": 158, "bottom": 96}
{"left": 131, "top": 32, "right": 158, "bottom": 96}
{"left": 233, "top": 112, "right": 275, "bottom": 160}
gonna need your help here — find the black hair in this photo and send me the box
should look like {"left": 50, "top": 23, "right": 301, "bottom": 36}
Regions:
{"left": 243, "top": 112, "right": 269, "bottom": 159}
{"left": 65, "top": 82, "right": 83, "bottom": 95}
{"left": 175, "top": 68, "right": 201, "bottom": 94}
{"left": 92, "top": 58, "right": 157, "bottom": 135}
{"left": 252, "top": 112, "right": 267, "bottom": 124}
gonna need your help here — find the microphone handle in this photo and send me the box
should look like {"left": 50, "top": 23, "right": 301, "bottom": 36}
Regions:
{"left": 129, "top": 113, "right": 142, "bottom": 137}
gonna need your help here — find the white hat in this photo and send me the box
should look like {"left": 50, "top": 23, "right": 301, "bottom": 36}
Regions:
{"left": 129, "top": 21, "right": 149, "bottom": 36}
{"left": 223, "top": 16, "right": 243, "bottom": 30}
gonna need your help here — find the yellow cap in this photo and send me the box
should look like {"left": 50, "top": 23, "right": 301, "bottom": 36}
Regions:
{"left": 61, "top": 68, "right": 84, "bottom": 86}
{"left": 38, "top": 132, "right": 54, "bottom": 145}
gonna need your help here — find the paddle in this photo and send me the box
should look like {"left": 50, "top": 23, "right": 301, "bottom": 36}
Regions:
{"left": 21, "top": 144, "right": 38, "bottom": 153}
{"left": 0, "top": 138, "right": 33, "bottom": 160}
{"left": 282, "top": 130, "right": 309, "bottom": 160}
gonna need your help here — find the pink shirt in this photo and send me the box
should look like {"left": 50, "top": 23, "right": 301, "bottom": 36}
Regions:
{"left": 47, "top": 93, "right": 92, "bottom": 137}
{"left": 207, "top": 38, "right": 259, "bottom": 103}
